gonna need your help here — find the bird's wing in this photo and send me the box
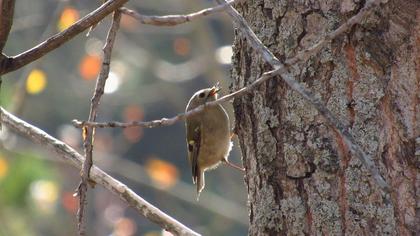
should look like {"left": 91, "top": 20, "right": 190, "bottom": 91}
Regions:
{"left": 186, "top": 119, "right": 201, "bottom": 184}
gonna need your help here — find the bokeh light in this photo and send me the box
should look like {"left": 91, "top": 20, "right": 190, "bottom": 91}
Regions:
{"left": 0, "top": 155, "right": 9, "bottom": 179}
{"left": 104, "top": 204, "right": 124, "bottom": 225}
{"left": 61, "top": 192, "right": 78, "bottom": 214}
{"left": 104, "top": 72, "right": 121, "bottom": 94}
{"left": 122, "top": 105, "right": 144, "bottom": 143}
{"left": 154, "top": 58, "right": 205, "bottom": 82}
{"left": 79, "top": 54, "right": 102, "bottom": 80}
{"left": 113, "top": 217, "right": 137, "bottom": 236}
{"left": 161, "top": 230, "right": 174, "bottom": 236}
{"left": 173, "top": 37, "right": 191, "bottom": 56}
{"left": 26, "top": 69, "right": 47, "bottom": 94}
{"left": 120, "top": 14, "right": 138, "bottom": 31}
{"left": 145, "top": 158, "right": 179, "bottom": 189}
{"left": 58, "top": 7, "right": 80, "bottom": 31}
{"left": 215, "top": 45, "right": 233, "bottom": 64}
{"left": 29, "top": 180, "right": 59, "bottom": 214}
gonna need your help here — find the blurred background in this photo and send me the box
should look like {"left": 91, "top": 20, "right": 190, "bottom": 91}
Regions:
{"left": 0, "top": 0, "right": 248, "bottom": 235}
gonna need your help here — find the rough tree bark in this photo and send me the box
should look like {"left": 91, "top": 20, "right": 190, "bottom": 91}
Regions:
{"left": 231, "top": 0, "right": 419, "bottom": 235}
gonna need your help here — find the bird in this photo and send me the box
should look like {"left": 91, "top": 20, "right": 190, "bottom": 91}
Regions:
{"left": 185, "top": 83, "right": 244, "bottom": 200}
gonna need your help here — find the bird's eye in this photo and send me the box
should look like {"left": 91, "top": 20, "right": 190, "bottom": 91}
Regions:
{"left": 198, "top": 92, "right": 205, "bottom": 98}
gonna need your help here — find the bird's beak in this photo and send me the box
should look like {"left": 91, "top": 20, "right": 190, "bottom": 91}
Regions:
{"left": 208, "top": 83, "right": 221, "bottom": 97}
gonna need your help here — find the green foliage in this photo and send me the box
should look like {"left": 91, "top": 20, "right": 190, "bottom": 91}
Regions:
{"left": 0, "top": 151, "right": 56, "bottom": 206}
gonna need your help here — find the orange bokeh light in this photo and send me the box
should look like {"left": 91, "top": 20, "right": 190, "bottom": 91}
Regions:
{"left": 62, "top": 192, "right": 78, "bottom": 214}
{"left": 123, "top": 105, "right": 144, "bottom": 121}
{"left": 114, "top": 217, "right": 137, "bottom": 236}
{"left": 173, "top": 37, "right": 191, "bottom": 56}
{"left": 58, "top": 7, "right": 80, "bottom": 31}
{"left": 79, "top": 55, "right": 102, "bottom": 80}
{"left": 0, "top": 156, "right": 8, "bottom": 179}
{"left": 146, "top": 158, "right": 179, "bottom": 189}
{"left": 122, "top": 105, "right": 144, "bottom": 143}
{"left": 120, "top": 14, "right": 138, "bottom": 31}
{"left": 123, "top": 127, "right": 143, "bottom": 143}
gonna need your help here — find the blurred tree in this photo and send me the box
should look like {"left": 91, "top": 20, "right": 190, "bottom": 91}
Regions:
{"left": 231, "top": 0, "right": 419, "bottom": 235}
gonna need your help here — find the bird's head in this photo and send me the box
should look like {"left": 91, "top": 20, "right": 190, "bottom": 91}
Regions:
{"left": 189, "top": 83, "right": 221, "bottom": 107}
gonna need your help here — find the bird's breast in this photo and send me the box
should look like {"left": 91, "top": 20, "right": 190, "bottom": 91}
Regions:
{"left": 198, "top": 105, "right": 231, "bottom": 169}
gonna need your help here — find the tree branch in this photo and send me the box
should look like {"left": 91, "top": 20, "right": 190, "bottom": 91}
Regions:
{"left": 119, "top": 0, "right": 236, "bottom": 26}
{"left": 71, "top": 75, "right": 270, "bottom": 128}
{"left": 0, "top": 107, "right": 200, "bottom": 236}
{"left": 0, "top": 0, "right": 15, "bottom": 53}
{"left": 0, "top": 0, "right": 128, "bottom": 75}
{"left": 77, "top": 10, "right": 121, "bottom": 235}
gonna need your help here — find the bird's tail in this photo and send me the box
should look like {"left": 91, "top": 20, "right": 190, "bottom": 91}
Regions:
{"left": 196, "top": 170, "right": 205, "bottom": 201}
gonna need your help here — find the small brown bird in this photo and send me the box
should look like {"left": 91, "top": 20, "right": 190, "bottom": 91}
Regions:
{"left": 185, "top": 84, "right": 243, "bottom": 200}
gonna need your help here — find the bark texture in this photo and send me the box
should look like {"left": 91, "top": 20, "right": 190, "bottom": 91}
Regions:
{"left": 231, "top": 0, "right": 419, "bottom": 235}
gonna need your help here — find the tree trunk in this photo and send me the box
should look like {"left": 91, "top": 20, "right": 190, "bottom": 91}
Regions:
{"left": 231, "top": 0, "right": 419, "bottom": 235}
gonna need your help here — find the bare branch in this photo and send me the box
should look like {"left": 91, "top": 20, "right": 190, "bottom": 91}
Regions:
{"left": 73, "top": 115, "right": 185, "bottom": 128}
{"left": 0, "top": 0, "right": 128, "bottom": 75}
{"left": 71, "top": 71, "right": 274, "bottom": 129}
{"left": 70, "top": 66, "right": 286, "bottom": 131}
{"left": 0, "top": 107, "right": 200, "bottom": 236}
{"left": 216, "top": 0, "right": 390, "bottom": 192}
{"left": 119, "top": 0, "right": 236, "bottom": 26}
{"left": 77, "top": 10, "right": 121, "bottom": 235}
{"left": 0, "top": 0, "right": 15, "bottom": 52}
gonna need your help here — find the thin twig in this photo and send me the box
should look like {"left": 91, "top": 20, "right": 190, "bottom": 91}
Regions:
{"left": 71, "top": 72, "right": 270, "bottom": 129}
{"left": 73, "top": 115, "right": 184, "bottom": 128}
{"left": 0, "top": 0, "right": 15, "bottom": 52}
{"left": 119, "top": 0, "right": 237, "bottom": 26}
{"left": 0, "top": 0, "right": 128, "bottom": 75}
{"left": 0, "top": 108, "right": 200, "bottom": 236}
{"left": 77, "top": 10, "right": 121, "bottom": 236}
{"left": 217, "top": 0, "right": 389, "bottom": 192}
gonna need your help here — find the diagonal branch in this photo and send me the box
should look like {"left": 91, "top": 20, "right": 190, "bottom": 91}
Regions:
{"left": 77, "top": 10, "right": 121, "bottom": 235}
{"left": 119, "top": 0, "right": 237, "bottom": 26}
{"left": 217, "top": 0, "right": 390, "bottom": 192}
{"left": 0, "top": 0, "right": 128, "bottom": 75}
{"left": 0, "top": 0, "right": 15, "bottom": 53}
{"left": 0, "top": 108, "right": 200, "bottom": 236}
